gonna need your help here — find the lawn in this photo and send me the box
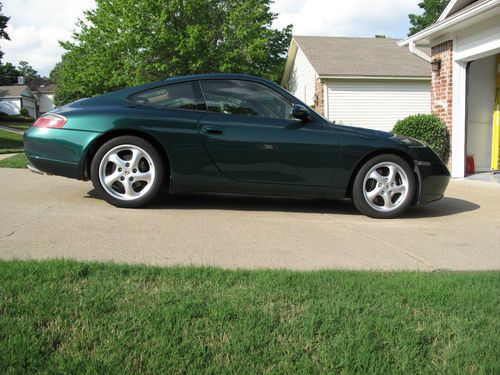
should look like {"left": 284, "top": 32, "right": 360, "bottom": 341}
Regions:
{"left": 1, "top": 122, "right": 31, "bottom": 131}
{"left": 0, "top": 129, "right": 24, "bottom": 154}
{"left": 0, "top": 153, "right": 28, "bottom": 168}
{"left": 0, "top": 260, "right": 498, "bottom": 374}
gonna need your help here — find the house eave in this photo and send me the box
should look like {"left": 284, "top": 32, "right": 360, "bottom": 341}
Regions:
{"left": 398, "top": 0, "right": 500, "bottom": 47}
{"left": 318, "top": 75, "right": 430, "bottom": 81}
{"left": 280, "top": 39, "right": 299, "bottom": 86}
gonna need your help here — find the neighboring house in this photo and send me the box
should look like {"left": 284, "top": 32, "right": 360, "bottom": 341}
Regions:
{"left": 30, "top": 81, "right": 56, "bottom": 115}
{"left": 0, "top": 85, "right": 37, "bottom": 118}
{"left": 281, "top": 36, "right": 431, "bottom": 131}
{"left": 399, "top": 0, "right": 500, "bottom": 177}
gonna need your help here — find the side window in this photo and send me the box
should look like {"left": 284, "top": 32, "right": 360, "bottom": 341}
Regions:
{"left": 129, "top": 82, "right": 204, "bottom": 111}
{"left": 200, "top": 80, "right": 293, "bottom": 120}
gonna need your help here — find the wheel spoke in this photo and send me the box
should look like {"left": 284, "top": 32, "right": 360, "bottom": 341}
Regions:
{"left": 108, "top": 153, "right": 126, "bottom": 169}
{"left": 104, "top": 171, "right": 121, "bottom": 187}
{"left": 382, "top": 193, "right": 394, "bottom": 209}
{"left": 387, "top": 165, "right": 397, "bottom": 184}
{"left": 133, "top": 171, "right": 152, "bottom": 184}
{"left": 366, "top": 187, "right": 383, "bottom": 201}
{"left": 129, "top": 149, "right": 143, "bottom": 170}
{"left": 122, "top": 179, "right": 136, "bottom": 198}
{"left": 368, "top": 170, "right": 385, "bottom": 184}
{"left": 392, "top": 184, "right": 406, "bottom": 194}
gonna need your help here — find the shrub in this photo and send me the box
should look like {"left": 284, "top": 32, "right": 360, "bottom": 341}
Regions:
{"left": 392, "top": 114, "right": 450, "bottom": 161}
{"left": 19, "top": 107, "right": 30, "bottom": 117}
{"left": 0, "top": 114, "right": 34, "bottom": 123}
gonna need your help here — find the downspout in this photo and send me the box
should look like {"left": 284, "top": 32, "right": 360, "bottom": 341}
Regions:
{"left": 409, "top": 41, "right": 431, "bottom": 62}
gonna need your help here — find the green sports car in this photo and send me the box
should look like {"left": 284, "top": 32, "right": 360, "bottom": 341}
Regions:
{"left": 24, "top": 74, "right": 450, "bottom": 218}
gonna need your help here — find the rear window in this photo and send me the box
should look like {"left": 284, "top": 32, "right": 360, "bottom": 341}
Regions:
{"left": 129, "top": 82, "right": 204, "bottom": 111}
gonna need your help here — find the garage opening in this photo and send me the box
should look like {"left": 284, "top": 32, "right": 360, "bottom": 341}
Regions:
{"left": 466, "top": 54, "right": 499, "bottom": 175}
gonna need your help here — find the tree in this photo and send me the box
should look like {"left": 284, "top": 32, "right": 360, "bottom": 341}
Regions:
{"left": 49, "top": 62, "right": 62, "bottom": 84}
{"left": 408, "top": 0, "right": 450, "bottom": 36}
{"left": 0, "top": 62, "right": 19, "bottom": 85}
{"left": 55, "top": 0, "right": 292, "bottom": 106}
{"left": 17, "top": 61, "right": 40, "bottom": 83}
{"left": 0, "top": 2, "right": 10, "bottom": 63}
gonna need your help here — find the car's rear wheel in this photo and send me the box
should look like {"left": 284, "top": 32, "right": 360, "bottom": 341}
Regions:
{"left": 352, "top": 154, "right": 415, "bottom": 218}
{"left": 91, "top": 136, "right": 164, "bottom": 208}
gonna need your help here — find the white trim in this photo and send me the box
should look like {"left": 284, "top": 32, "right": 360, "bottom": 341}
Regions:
{"left": 281, "top": 40, "right": 299, "bottom": 86}
{"left": 398, "top": 0, "right": 499, "bottom": 46}
{"left": 438, "top": 0, "right": 462, "bottom": 22}
{"left": 318, "top": 75, "right": 430, "bottom": 81}
{"left": 409, "top": 41, "right": 431, "bottom": 62}
{"left": 451, "top": 60, "right": 467, "bottom": 178}
{"left": 323, "top": 82, "right": 329, "bottom": 117}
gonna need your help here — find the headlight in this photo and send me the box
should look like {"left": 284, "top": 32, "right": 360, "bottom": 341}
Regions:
{"left": 391, "top": 135, "right": 425, "bottom": 147}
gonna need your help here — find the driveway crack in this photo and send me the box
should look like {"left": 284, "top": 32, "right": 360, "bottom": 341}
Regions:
{"left": 0, "top": 199, "right": 62, "bottom": 239}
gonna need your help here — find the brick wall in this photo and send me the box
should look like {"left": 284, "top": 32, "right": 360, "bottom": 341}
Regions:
{"left": 314, "top": 78, "right": 324, "bottom": 116}
{"left": 431, "top": 40, "right": 453, "bottom": 164}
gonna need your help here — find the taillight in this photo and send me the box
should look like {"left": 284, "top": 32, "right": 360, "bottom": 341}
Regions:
{"left": 33, "top": 114, "right": 67, "bottom": 129}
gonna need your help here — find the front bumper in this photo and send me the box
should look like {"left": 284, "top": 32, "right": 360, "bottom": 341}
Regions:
{"left": 410, "top": 146, "right": 451, "bottom": 204}
{"left": 24, "top": 127, "right": 101, "bottom": 179}
{"left": 414, "top": 161, "right": 451, "bottom": 204}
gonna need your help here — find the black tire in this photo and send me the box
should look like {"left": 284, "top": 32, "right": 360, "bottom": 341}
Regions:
{"left": 352, "top": 154, "right": 415, "bottom": 219}
{"left": 90, "top": 136, "right": 164, "bottom": 208}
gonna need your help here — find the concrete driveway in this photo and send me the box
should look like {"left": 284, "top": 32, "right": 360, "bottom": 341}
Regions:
{"left": 1, "top": 168, "right": 499, "bottom": 271}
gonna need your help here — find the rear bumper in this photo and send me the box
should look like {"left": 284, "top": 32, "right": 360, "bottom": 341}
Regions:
{"left": 24, "top": 127, "right": 101, "bottom": 179}
{"left": 414, "top": 161, "right": 451, "bottom": 204}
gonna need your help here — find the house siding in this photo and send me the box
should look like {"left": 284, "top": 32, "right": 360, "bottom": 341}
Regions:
{"left": 22, "top": 97, "right": 37, "bottom": 118}
{"left": 325, "top": 79, "right": 431, "bottom": 131}
{"left": 286, "top": 47, "right": 316, "bottom": 106}
{"left": 38, "top": 93, "right": 55, "bottom": 114}
{"left": 0, "top": 98, "right": 22, "bottom": 116}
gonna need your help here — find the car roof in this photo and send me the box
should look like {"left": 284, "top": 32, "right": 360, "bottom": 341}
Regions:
{"left": 66, "top": 73, "right": 285, "bottom": 108}
{"left": 162, "top": 73, "right": 272, "bottom": 85}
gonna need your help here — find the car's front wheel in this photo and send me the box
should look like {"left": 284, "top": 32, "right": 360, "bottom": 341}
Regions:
{"left": 352, "top": 154, "right": 415, "bottom": 218}
{"left": 91, "top": 136, "right": 164, "bottom": 208}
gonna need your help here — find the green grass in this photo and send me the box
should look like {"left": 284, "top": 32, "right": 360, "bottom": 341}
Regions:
{"left": 0, "top": 129, "right": 24, "bottom": 154}
{"left": 0, "top": 123, "right": 31, "bottom": 131}
{"left": 0, "top": 260, "right": 498, "bottom": 374}
{"left": 0, "top": 153, "right": 27, "bottom": 168}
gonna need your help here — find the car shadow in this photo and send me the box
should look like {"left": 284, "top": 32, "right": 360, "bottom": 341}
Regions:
{"left": 86, "top": 190, "right": 480, "bottom": 218}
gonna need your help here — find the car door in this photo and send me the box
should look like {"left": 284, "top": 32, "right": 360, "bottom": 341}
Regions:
{"left": 198, "top": 79, "right": 340, "bottom": 187}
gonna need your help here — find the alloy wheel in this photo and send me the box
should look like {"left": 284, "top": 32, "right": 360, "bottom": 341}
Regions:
{"left": 362, "top": 162, "right": 409, "bottom": 212}
{"left": 98, "top": 144, "right": 156, "bottom": 201}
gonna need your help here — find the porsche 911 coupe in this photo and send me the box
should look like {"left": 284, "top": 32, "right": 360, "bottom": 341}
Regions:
{"left": 24, "top": 74, "right": 450, "bottom": 218}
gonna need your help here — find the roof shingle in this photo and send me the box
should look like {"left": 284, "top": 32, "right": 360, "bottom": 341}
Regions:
{"left": 0, "top": 85, "right": 34, "bottom": 98}
{"left": 293, "top": 36, "right": 430, "bottom": 78}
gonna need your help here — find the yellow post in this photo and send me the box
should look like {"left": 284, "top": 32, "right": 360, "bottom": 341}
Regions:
{"left": 491, "top": 55, "right": 500, "bottom": 171}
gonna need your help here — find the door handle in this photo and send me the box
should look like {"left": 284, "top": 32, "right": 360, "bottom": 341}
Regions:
{"left": 202, "top": 127, "right": 224, "bottom": 135}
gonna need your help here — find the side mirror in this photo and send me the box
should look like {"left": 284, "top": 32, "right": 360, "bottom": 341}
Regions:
{"left": 291, "top": 104, "right": 310, "bottom": 122}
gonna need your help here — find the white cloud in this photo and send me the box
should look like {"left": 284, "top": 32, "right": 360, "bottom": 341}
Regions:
{"left": 0, "top": 0, "right": 421, "bottom": 76}
{"left": 0, "top": 0, "right": 95, "bottom": 76}
{"left": 271, "top": 0, "right": 421, "bottom": 38}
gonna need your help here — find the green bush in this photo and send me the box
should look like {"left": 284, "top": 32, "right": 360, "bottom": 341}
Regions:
{"left": 0, "top": 114, "right": 34, "bottom": 123}
{"left": 392, "top": 114, "right": 450, "bottom": 161}
{"left": 19, "top": 107, "right": 30, "bottom": 117}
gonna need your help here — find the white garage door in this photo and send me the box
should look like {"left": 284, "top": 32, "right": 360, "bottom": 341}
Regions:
{"left": 326, "top": 80, "right": 430, "bottom": 131}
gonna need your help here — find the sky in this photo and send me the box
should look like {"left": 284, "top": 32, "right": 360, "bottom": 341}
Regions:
{"left": 0, "top": 0, "right": 422, "bottom": 77}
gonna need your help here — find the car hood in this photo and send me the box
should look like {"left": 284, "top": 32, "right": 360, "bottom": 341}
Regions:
{"left": 329, "top": 123, "right": 425, "bottom": 146}
{"left": 330, "top": 123, "right": 392, "bottom": 139}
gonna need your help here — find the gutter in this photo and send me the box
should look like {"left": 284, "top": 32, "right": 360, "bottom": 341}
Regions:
{"left": 318, "top": 75, "right": 430, "bottom": 81}
{"left": 409, "top": 41, "right": 431, "bottom": 62}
